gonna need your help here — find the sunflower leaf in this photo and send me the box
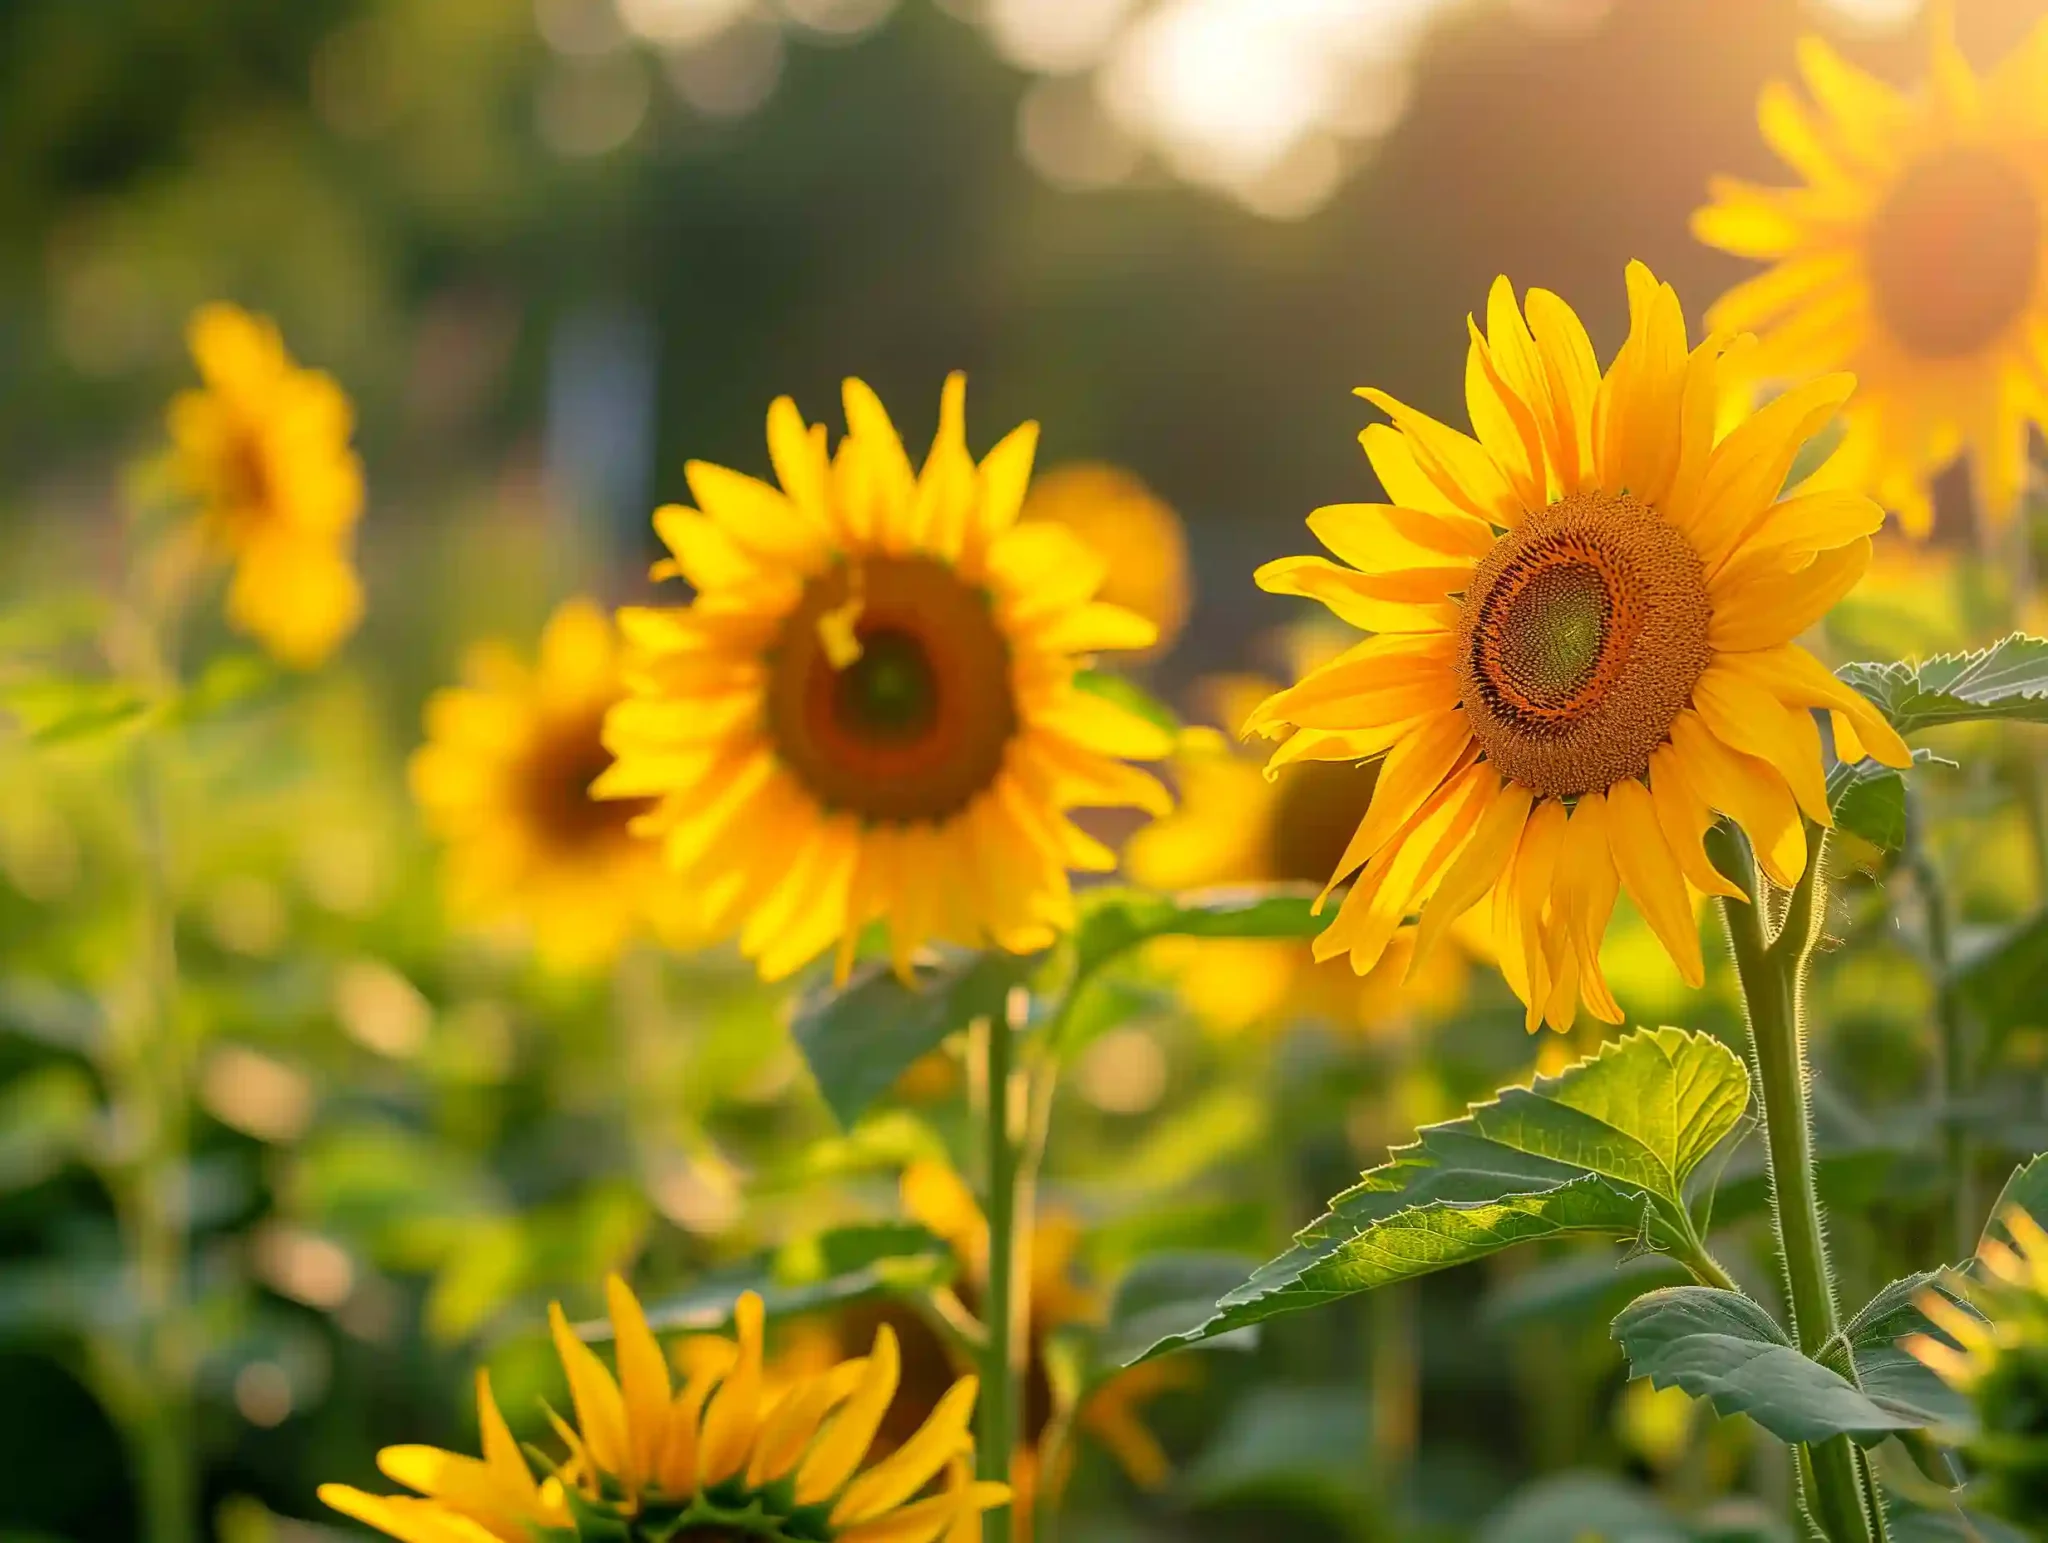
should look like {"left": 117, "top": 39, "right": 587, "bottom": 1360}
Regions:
{"left": 1073, "top": 884, "right": 1324, "bottom": 980}
{"left": 1825, "top": 748, "right": 1949, "bottom": 854}
{"left": 1129, "top": 1027, "right": 1750, "bottom": 1362}
{"left": 1837, "top": 633, "right": 2048, "bottom": 736}
{"left": 1979, "top": 1151, "right": 2048, "bottom": 1256}
{"left": 1074, "top": 669, "right": 1180, "bottom": 736}
{"left": 1611, "top": 1286, "right": 1940, "bottom": 1447}
{"left": 792, "top": 948, "right": 1041, "bottom": 1128}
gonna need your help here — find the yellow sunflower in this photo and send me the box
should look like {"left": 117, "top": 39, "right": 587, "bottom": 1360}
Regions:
{"left": 1018, "top": 462, "right": 1191, "bottom": 657}
{"left": 166, "top": 302, "right": 365, "bottom": 667}
{"left": 1249, "top": 262, "right": 1911, "bottom": 1034}
{"left": 776, "top": 1161, "right": 1188, "bottom": 1542}
{"left": 1695, "top": 6, "right": 2048, "bottom": 536}
{"left": 411, "top": 599, "right": 685, "bottom": 972}
{"left": 320, "top": 1277, "right": 1008, "bottom": 1543}
{"left": 599, "top": 376, "right": 1174, "bottom": 981}
{"left": 1126, "top": 665, "right": 1474, "bottom": 1039}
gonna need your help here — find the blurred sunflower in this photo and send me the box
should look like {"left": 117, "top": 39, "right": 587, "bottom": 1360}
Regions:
{"left": 320, "top": 1278, "right": 1008, "bottom": 1543}
{"left": 600, "top": 376, "right": 1173, "bottom": 981}
{"left": 1906, "top": 1207, "right": 2048, "bottom": 1529}
{"left": 166, "top": 302, "right": 365, "bottom": 667}
{"left": 775, "top": 1161, "right": 1187, "bottom": 1541}
{"left": 1126, "top": 658, "right": 1475, "bottom": 1038}
{"left": 1251, "top": 262, "right": 1910, "bottom": 1033}
{"left": 411, "top": 599, "right": 684, "bottom": 972}
{"left": 1696, "top": 7, "right": 2048, "bottom": 535}
{"left": 1018, "top": 462, "right": 1191, "bottom": 657}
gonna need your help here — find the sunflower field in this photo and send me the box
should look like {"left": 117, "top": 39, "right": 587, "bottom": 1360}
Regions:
{"left": 8, "top": 2, "right": 2048, "bottom": 1541}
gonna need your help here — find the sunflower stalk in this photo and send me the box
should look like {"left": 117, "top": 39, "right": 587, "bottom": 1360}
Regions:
{"left": 1710, "top": 822, "right": 1874, "bottom": 1543}
{"left": 104, "top": 524, "right": 200, "bottom": 1543}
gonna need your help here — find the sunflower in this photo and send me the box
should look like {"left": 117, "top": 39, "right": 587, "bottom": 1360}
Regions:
{"left": 1695, "top": 6, "right": 2048, "bottom": 536}
{"left": 599, "top": 376, "right": 1173, "bottom": 981}
{"left": 1248, "top": 262, "right": 1911, "bottom": 1033}
{"left": 1017, "top": 462, "right": 1191, "bottom": 657}
{"left": 1905, "top": 1207, "right": 2048, "bottom": 1529}
{"left": 320, "top": 1277, "right": 1008, "bottom": 1543}
{"left": 166, "top": 302, "right": 365, "bottom": 667}
{"left": 774, "top": 1161, "right": 1187, "bottom": 1541}
{"left": 1126, "top": 662, "right": 1474, "bottom": 1038}
{"left": 411, "top": 599, "right": 685, "bottom": 972}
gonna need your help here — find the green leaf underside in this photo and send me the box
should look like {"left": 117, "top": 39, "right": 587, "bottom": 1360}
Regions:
{"left": 1613, "top": 1287, "right": 1942, "bottom": 1447}
{"left": 1825, "top": 748, "right": 1949, "bottom": 853}
{"left": 1131, "top": 1027, "right": 1750, "bottom": 1362}
{"left": 791, "top": 949, "right": 1039, "bottom": 1129}
{"left": 604, "top": 1223, "right": 955, "bottom": 1339}
{"left": 1838, "top": 634, "right": 2048, "bottom": 736}
{"left": 1073, "top": 885, "right": 1325, "bottom": 979}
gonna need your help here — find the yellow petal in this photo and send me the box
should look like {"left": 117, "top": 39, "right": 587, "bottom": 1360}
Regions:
{"left": 1355, "top": 387, "right": 1521, "bottom": 524}
{"left": 1605, "top": 777, "right": 1704, "bottom": 988}
{"left": 1413, "top": 777, "right": 1533, "bottom": 965}
{"left": 795, "top": 1321, "right": 902, "bottom": 1504}
{"left": 1691, "top": 665, "right": 1833, "bottom": 827}
{"left": 697, "top": 1291, "right": 766, "bottom": 1486}
{"left": 1708, "top": 538, "right": 1871, "bottom": 652}
{"left": 1718, "top": 644, "right": 1911, "bottom": 768}
{"left": 830, "top": 1376, "right": 980, "bottom": 1527}
{"left": 549, "top": 1300, "right": 631, "bottom": 1482}
{"left": 607, "top": 1275, "right": 671, "bottom": 1488}
{"left": 1668, "top": 711, "right": 1806, "bottom": 890}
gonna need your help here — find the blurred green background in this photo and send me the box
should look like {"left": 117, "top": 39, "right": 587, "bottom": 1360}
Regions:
{"left": 3, "top": 2, "right": 2046, "bottom": 1540}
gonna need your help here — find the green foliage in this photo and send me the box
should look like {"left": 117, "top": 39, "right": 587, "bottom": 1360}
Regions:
{"left": 1838, "top": 634, "right": 2048, "bottom": 735}
{"left": 1611, "top": 1287, "right": 1941, "bottom": 1447}
{"left": 1071, "top": 883, "right": 1323, "bottom": 982}
{"left": 1827, "top": 749, "right": 1950, "bottom": 853}
{"left": 1132, "top": 1028, "right": 1750, "bottom": 1360}
{"left": 1477, "top": 1474, "right": 1690, "bottom": 1543}
{"left": 791, "top": 949, "right": 1040, "bottom": 1129}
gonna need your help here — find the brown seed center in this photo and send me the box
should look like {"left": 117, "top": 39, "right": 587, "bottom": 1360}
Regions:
{"left": 1868, "top": 147, "right": 2042, "bottom": 359}
{"left": 522, "top": 708, "right": 648, "bottom": 849}
{"left": 765, "top": 555, "right": 1019, "bottom": 824}
{"left": 1457, "top": 493, "right": 1712, "bottom": 797}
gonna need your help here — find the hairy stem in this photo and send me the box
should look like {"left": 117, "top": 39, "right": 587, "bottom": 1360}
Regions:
{"left": 1711, "top": 823, "right": 1872, "bottom": 1543}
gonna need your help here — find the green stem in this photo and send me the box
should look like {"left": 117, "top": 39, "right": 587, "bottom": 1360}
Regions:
{"left": 1710, "top": 823, "right": 1872, "bottom": 1543}
{"left": 1904, "top": 803, "right": 1975, "bottom": 1261}
{"left": 980, "top": 1013, "right": 1020, "bottom": 1543}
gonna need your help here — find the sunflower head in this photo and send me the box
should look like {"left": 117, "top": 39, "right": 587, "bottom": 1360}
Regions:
{"left": 411, "top": 599, "right": 682, "bottom": 973}
{"left": 320, "top": 1277, "right": 1009, "bottom": 1543}
{"left": 1695, "top": 5, "right": 2048, "bottom": 534}
{"left": 600, "top": 375, "right": 1173, "bottom": 982}
{"left": 1018, "top": 462, "right": 1191, "bottom": 656}
{"left": 166, "top": 302, "right": 365, "bottom": 667}
{"left": 1248, "top": 262, "right": 1911, "bottom": 1034}
{"left": 1906, "top": 1207, "right": 2048, "bottom": 1529}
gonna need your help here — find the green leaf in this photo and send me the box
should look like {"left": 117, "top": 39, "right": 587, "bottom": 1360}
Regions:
{"left": 1072, "top": 884, "right": 1324, "bottom": 980}
{"left": 1094, "top": 1251, "right": 1266, "bottom": 1371}
{"left": 0, "top": 1066, "right": 98, "bottom": 1191}
{"left": 1954, "top": 913, "right": 2048, "bottom": 1039}
{"left": 0, "top": 676, "right": 153, "bottom": 748}
{"left": 1132, "top": 1027, "right": 1750, "bottom": 1361}
{"left": 627, "top": 1223, "right": 956, "bottom": 1337}
{"left": 1179, "top": 1386, "right": 1371, "bottom": 1519}
{"left": 1838, "top": 634, "right": 2048, "bottom": 735}
{"left": 1826, "top": 749, "right": 1949, "bottom": 854}
{"left": 791, "top": 948, "right": 1040, "bottom": 1129}
{"left": 1477, "top": 1474, "right": 1688, "bottom": 1543}
{"left": 1980, "top": 1152, "right": 2048, "bottom": 1253}
{"left": 1612, "top": 1286, "right": 1940, "bottom": 1447}
{"left": 1074, "top": 669, "right": 1180, "bottom": 737}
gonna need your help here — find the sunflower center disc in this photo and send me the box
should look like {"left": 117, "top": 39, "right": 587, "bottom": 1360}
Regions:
{"left": 767, "top": 555, "right": 1019, "bottom": 824}
{"left": 522, "top": 708, "right": 647, "bottom": 847}
{"left": 1267, "top": 759, "right": 1381, "bottom": 886}
{"left": 1869, "top": 147, "right": 2042, "bottom": 359}
{"left": 1457, "top": 492, "right": 1712, "bottom": 798}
